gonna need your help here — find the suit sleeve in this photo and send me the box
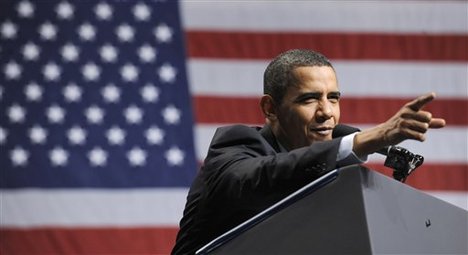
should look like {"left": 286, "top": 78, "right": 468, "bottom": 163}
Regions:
{"left": 202, "top": 125, "right": 342, "bottom": 210}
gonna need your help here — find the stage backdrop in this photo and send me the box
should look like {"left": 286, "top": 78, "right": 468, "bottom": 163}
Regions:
{"left": 1, "top": 0, "right": 466, "bottom": 254}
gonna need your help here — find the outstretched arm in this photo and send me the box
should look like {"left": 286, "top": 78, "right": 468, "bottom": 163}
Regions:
{"left": 353, "top": 92, "right": 446, "bottom": 157}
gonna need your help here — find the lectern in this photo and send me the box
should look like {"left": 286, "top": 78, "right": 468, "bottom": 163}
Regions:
{"left": 196, "top": 165, "right": 468, "bottom": 254}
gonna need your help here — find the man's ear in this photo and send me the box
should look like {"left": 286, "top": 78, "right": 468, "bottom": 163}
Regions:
{"left": 260, "top": 95, "right": 277, "bottom": 121}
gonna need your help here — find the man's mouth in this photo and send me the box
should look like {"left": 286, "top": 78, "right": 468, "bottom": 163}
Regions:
{"left": 310, "top": 126, "right": 333, "bottom": 136}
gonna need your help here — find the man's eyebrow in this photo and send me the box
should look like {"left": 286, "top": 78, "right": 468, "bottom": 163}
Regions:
{"left": 293, "top": 91, "right": 341, "bottom": 102}
{"left": 328, "top": 91, "right": 341, "bottom": 97}
{"left": 293, "top": 92, "right": 322, "bottom": 102}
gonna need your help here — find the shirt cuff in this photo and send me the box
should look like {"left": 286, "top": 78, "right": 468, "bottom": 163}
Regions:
{"left": 337, "top": 132, "right": 368, "bottom": 166}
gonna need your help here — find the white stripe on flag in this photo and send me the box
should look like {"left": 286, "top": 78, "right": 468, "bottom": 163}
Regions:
{"left": 2, "top": 189, "right": 465, "bottom": 227}
{"left": 1, "top": 189, "right": 188, "bottom": 227}
{"left": 181, "top": 0, "right": 467, "bottom": 33}
{"left": 188, "top": 60, "right": 468, "bottom": 98}
{"left": 195, "top": 124, "right": 468, "bottom": 164}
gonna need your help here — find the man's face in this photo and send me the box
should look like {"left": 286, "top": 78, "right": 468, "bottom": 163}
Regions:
{"left": 273, "top": 66, "right": 340, "bottom": 150}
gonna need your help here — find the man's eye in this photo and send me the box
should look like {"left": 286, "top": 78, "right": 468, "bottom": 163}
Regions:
{"left": 300, "top": 97, "right": 318, "bottom": 104}
{"left": 328, "top": 97, "right": 340, "bottom": 103}
{"left": 328, "top": 95, "right": 340, "bottom": 103}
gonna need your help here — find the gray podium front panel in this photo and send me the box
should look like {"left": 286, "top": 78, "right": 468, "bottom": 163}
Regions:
{"left": 361, "top": 169, "right": 468, "bottom": 254}
{"left": 202, "top": 166, "right": 468, "bottom": 254}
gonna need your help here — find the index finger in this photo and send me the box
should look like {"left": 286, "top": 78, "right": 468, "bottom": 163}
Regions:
{"left": 407, "top": 92, "right": 436, "bottom": 111}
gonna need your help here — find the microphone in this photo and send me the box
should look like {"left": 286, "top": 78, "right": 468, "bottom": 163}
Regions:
{"left": 332, "top": 124, "right": 424, "bottom": 182}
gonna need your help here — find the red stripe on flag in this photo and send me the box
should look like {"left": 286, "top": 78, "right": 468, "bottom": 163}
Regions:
{"left": 365, "top": 163, "right": 468, "bottom": 191}
{"left": 193, "top": 96, "right": 468, "bottom": 126}
{"left": 0, "top": 227, "right": 178, "bottom": 255}
{"left": 186, "top": 31, "right": 468, "bottom": 61}
{"left": 194, "top": 96, "right": 262, "bottom": 124}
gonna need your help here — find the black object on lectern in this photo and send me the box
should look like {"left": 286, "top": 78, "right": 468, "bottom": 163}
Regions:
{"left": 196, "top": 165, "right": 468, "bottom": 254}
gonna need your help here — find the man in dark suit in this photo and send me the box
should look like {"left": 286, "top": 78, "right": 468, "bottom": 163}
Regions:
{"left": 172, "top": 49, "right": 445, "bottom": 254}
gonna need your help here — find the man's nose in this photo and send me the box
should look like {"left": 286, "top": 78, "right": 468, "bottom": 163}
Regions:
{"left": 315, "top": 101, "right": 333, "bottom": 122}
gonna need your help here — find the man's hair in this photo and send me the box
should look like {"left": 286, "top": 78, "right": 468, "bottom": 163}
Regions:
{"left": 263, "top": 49, "right": 334, "bottom": 104}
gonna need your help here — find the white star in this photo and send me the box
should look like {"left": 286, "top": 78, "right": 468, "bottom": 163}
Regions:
{"left": 63, "top": 83, "right": 82, "bottom": 102}
{"left": 0, "top": 127, "right": 7, "bottom": 144}
{"left": 78, "top": 22, "right": 96, "bottom": 41}
{"left": 101, "top": 83, "right": 120, "bottom": 103}
{"left": 82, "top": 62, "right": 101, "bottom": 81}
{"left": 42, "top": 62, "right": 61, "bottom": 81}
{"left": 22, "top": 42, "right": 40, "bottom": 61}
{"left": 106, "top": 126, "right": 125, "bottom": 145}
{"left": 46, "top": 104, "right": 65, "bottom": 123}
{"left": 1, "top": 21, "right": 17, "bottom": 39}
{"left": 17, "top": 1, "right": 34, "bottom": 18}
{"left": 158, "top": 63, "right": 177, "bottom": 83}
{"left": 120, "top": 63, "right": 139, "bottom": 82}
{"left": 24, "top": 82, "right": 43, "bottom": 101}
{"left": 138, "top": 44, "right": 156, "bottom": 63}
{"left": 116, "top": 23, "right": 134, "bottom": 42}
{"left": 85, "top": 105, "right": 104, "bottom": 124}
{"left": 56, "top": 1, "right": 74, "bottom": 19}
{"left": 49, "top": 147, "right": 68, "bottom": 166}
{"left": 145, "top": 126, "right": 164, "bottom": 145}
{"left": 39, "top": 22, "right": 57, "bottom": 40}
{"left": 61, "top": 43, "right": 79, "bottom": 62}
{"left": 95, "top": 2, "right": 113, "bottom": 20}
{"left": 67, "top": 125, "right": 86, "bottom": 145}
{"left": 88, "top": 147, "right": 107, "bottom": 166}
{"left": 162, "top": 105, "right": 181, "bottom": 125}
{"left": 133, "top": 2, "right": 151, "bottom": 21}
{"left": 124, "top": 105, "right": 143, "bottom": 124}
{"left": 165, "top": 146, "right": 185, "bottom": 166}
{"left": 127, "top": 147, "right": 147, "bottom": 166}
{"left": 7, "top": 104, "right": 26, "bottom": 123}
{"left": 99, "top": 44, "right": 118, "bottom": 63}
{"left": 11, "top": 147, "right": 29, "bottom": 166}
{"left": 29, "top": 125, "right": 47, "bottom": 144}
{"left": 140, "top": 83, "right": 159, "bottom": 103}
{"left": 4, "top": 61, "right": 22, "bottom": 80}
{"left": 154, "top": 23, "right": 173, "bottom": 43}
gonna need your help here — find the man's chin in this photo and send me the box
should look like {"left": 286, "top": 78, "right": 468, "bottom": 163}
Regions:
{"left": 308, "top": 132, "right": 333, "bottom": 142}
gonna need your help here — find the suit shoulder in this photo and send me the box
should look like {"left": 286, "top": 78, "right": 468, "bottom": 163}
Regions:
{"left": 209, "top": 124, "right": 263, "bottom": 148}
{"left": 215, "top": 124, "right": 261, "bottom": 137}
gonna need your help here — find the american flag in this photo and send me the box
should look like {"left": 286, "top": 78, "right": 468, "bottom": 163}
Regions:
{"left": 1, "top": 0, "right": 196, "bottom": 254}
{"left": 1, "top": 1, "right": 467, "bottom": 254}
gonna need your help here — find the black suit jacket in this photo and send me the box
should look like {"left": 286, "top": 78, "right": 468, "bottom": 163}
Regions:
{"left": 172, "top": 124, "right": 342, "bottom": 254}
